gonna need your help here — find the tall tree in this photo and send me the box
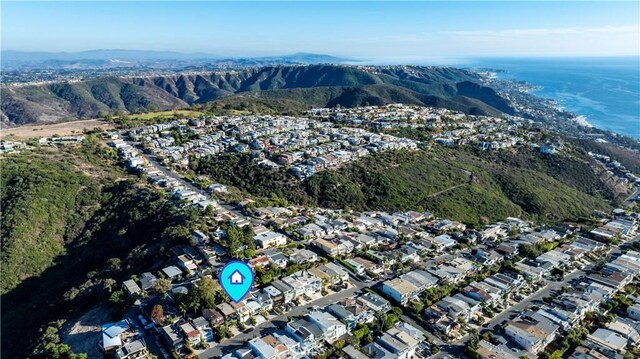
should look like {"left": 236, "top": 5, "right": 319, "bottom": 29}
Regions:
{"left": 150, "top": 304, "right": 164, "bottom": 324}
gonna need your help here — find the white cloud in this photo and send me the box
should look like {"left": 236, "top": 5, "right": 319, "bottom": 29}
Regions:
{"left": 338, "top": 24, "right": 640, "bottom": 57}
{"left": 441, "top": 25, "right": 640, "bottom": 37}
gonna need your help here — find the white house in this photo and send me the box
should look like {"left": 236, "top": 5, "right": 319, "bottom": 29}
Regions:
{"left": 254, "top": 231, "right": 287, "bottom": 249}
{"left": 308, "top": 311, "right": 347, "bottom": 343}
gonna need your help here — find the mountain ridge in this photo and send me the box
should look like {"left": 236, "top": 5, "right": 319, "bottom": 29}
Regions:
{"left": 1, "top": 65, "right": 513, "bottom": 125}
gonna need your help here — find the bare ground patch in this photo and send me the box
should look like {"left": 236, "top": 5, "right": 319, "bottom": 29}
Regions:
{"left": 1, "top": 119, "right": 114, "bottom": 140}
{"left": 60, "top": 303, "right": 113, "bottom": 358}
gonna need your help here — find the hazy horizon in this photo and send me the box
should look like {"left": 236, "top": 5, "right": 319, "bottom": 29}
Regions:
{"left": 3, "top": 48, "right": 639, "bottom": 68}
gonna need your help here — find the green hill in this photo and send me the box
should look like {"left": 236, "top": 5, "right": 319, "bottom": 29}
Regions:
{"left": 2, "top": 65, "right": 511, "bottom": 125}
{"left": 192, "top": 145, "right": 619, "bottom": 227}
{"left": 0, "top": 144, "right": 192, "bottom": 358}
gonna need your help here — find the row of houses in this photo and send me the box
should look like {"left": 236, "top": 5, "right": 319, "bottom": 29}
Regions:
{"left": 220, "top": 290, "right": 426, "bottom": 359}
{"left": 480, "top": 251, "right": 640, "bottom": 358}
{"left": 205, "top": 264, "right": 349, "bottom": 325}
{"left": 128, "top": 115, "right": 419, "bottom": 181}
{"left": 428, "top": 271, "right": 525, "bottom": 335}
{"left": 309, "top": 104, "right": 530, "bottom": 150}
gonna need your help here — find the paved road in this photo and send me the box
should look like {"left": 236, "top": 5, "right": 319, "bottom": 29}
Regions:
{"left": 123, "top": 135, "right": 632, "bottom": 358}
{"left": 483, "top": 267, "right": 586, "bottom": 333}
{"left": 199, "top": 284, "right": 366, "bottom": 358}
{"left": 127, "top": 141, "right": 248, "bottom": 217}
{"left": 429, "top": 267, "right": 588, "bottom": 359}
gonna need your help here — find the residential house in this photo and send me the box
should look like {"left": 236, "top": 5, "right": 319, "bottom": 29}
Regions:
{"left": 282, "top": 271, "right": 321, "bottom": 297}
{"left": 315, "top": 237, "right": 351, "bottom": 256}
{"left": 115, "top": 340, "right": 149, "bottom": 359}
{"left": 273, "top": 331, "right": 304, "bottom": 358}
{"left": 192, "top": 316, "right": 213, "bottom": 342}
{"left": 252, "top": 290, "right": 274, "bottom": 312}
{"left": 296, "top": 224, "right": 324, "bottom": 239}
{"left": 101, "top": 320, "right": 131, "bottom": 352}
{"left": 504, "top": 312, "right": 560, "bottom": 354}
{"left": 202, "top": 309, "right": 224, "bottom": 326}
{"left": 327, "top": 303, "right": 358, "bottom": 329}
{"left": 627, "top": 304, "right": 640, "bottom": 321}
{"left": 263, "top": 285, "right": 284, "bottom": 306}
{"left": 179, "top": 321, "right": 201, "bottom": 347}
{"left": 216, "top": 302, "right": 238, "bottom": 320}
{"left": 432, "top": 296, "right": 472, "bottom": 321}
{"left": 358, "top": 292, "right": 392, "bottom": 313}
{"left": 352, "top": 257, "right": 383, "bottom": 275}
{"left": 476, "top": 340, "right": 519, "bottom": 359}
{"left": 249, "top": 337, "right": 278, "bottom": 359}
{"left": 585, "top": 329, "right": 628, "bottom": 356}
{"left": 289, "top": 249, "right": 318, "bottom": 264}
{"left": 382, "top": 278, "right": 419, "bottom": 304}
{"left": 123, "top": 279, "right": 141, "bottom": 297}
{"left": 607, "top": 317, "right": 640, "bottom": 347}
{"left": 249, "top": 256, "right": 271, "bottom": 268}
{"left": 272, "top": 279, "right": 295, "bottom": 304}
{"left": 161, "top": 325, "right": 184, "bottom": 350}
{"left": 401, "top": 270, "right": 438, "bottom": 292}
{"left": 308, "top": 310, "right": 347, "bottom": 343}
{"left": 376, "top": 327, "right": 419, "bottom": 359}
{"left": 568, "top": 346, "right": 610, "bottom": 359}
{"left": 230, "top": 301, "right": 251, "bottom": 322}
{"left": 343, "top": 345, "right": 370, "bottom": 359}
{"left": 255, "top": 231, "right": 288, "bottom": 249}
{"left": 346, "top": 259, "right": 366, "bottom": 276}
{"left": 162, "top": 266, "right": 183, "bottom": 282}
{"left": 139, "top": 272, "right": 157, "bottom": 291}
{"left": 286, "top": 318, "right": 324, "bottom": 356}
{"left": 265, "top": 249, "right": 289, "bottom": 268}
{"left": 362, "top": 342, "right": 396, "bottom": 359}
{"left": 176, "top": 254, "right": 197, "bottom": 274}
{"left": 192, "top": 230, "right": 209, "bottom": 245}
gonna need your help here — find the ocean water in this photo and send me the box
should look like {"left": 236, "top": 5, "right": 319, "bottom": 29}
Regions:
{"left": 467, "top": 57, "right": 640, "bottom": 139}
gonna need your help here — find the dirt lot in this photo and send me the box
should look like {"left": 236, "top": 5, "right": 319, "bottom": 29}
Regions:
{"left": 1, "top": 119, "right": 114, "bottom": 140}
{"left": 60, "top": 304, "right": 113, "bottom": 358}
{"left": 123, "top": 109, "right": 203, "bottom": 120}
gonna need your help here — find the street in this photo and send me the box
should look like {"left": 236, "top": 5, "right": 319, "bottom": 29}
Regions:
{"left": 199, "top": 284, "right": 366, "bottom": 358}
{"left": 429, "top": 266, "right": 589, "bottom": 359}
{"left": 120, "top": 135, "right": 633, "bottom": 359}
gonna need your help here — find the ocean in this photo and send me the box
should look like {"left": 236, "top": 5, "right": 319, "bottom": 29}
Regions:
{"left": 467, "top": 57, "right": 640, "bottom": 139}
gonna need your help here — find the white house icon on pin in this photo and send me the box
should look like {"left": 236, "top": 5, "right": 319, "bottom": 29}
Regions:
{"left": 229, "top": 269, "right": 245, "bottom": 285}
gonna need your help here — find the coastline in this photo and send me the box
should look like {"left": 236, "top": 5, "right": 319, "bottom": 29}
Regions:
{"left": 477, "top": 68, "right": 624, "bottom": 136}
{"left": 469, "top": 58, "right": 639, "bottom": 140}
{"left": 572, "top": 115, "right": 593, "bottom": 128}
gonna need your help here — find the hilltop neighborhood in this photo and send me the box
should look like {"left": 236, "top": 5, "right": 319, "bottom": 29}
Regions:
{"left": 2, "top": 105, "right": 640, "bottom": 359}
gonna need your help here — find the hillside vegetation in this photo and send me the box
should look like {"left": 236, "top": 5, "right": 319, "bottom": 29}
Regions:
{"left": 569, "top": 138, "right": 640, "bottom": 173}
{"left": 192, "top": 146, "right": 619, "bottom": 227}
{"left": 1, "top": 65, "right": 511, "bottom": 125}
{"left": 1, "top": 155, "right": 99, "bottom": 294}
{"left": 0, "top": 145, "right": 193, "bottom": 359}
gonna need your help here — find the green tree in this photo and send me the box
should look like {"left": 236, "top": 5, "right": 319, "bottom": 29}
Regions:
{"left": 152, "top": 278, "right": 172, "bottom": 296}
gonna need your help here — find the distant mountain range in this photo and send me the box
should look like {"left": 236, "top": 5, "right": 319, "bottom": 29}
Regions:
{"left": 0, "top": 50, "right": 352, "bottom": 70}
{"left": 1, "top": 64, "right": 514, "bottom": 125}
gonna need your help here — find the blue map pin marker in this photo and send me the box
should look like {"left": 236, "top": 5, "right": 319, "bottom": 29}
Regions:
{"left": 219, "top": 261, "right": 254, "bottom": 303}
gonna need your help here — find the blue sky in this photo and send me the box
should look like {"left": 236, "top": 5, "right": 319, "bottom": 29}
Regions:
{"left": 2, "top": 1, "right": 639, "bottom": 59}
